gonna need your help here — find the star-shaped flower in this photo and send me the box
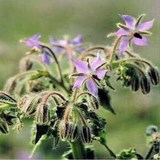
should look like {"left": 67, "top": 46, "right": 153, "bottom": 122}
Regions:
{"left": 23, "top": 34, "right": 51, "bottom": 65}
{"left": 116, "top": 14, "right": 154, "bottom": 53}
{"left": 50, "top": 35, "right": 85, "bottom": 58}
{"left": 72, "top": 56, "right": 107, "bottom": 96}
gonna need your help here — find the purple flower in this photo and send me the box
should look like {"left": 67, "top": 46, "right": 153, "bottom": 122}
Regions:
{"left": 24, "top": 33, "right": 41, "bottom": 48}
{"left": 24, "top": 34, "right": 51, "bottom": 65}
{"left": 50, "top": 35, "right": 85, "bottom": 58}
{"left": 72, "top": 56, "right": 107, "bottom": 96}
{"left": 41, "top": 52, "right": 51, "bottom": 65}
{"left": 116, "top": 14, "right": 154, "bottom": 53}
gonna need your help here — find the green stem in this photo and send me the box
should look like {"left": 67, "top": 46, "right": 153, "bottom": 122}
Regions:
{"left": 145, "top": 145, "right": 154, "bottom": 159}
{"left": 70, "top": 140, "right": 86, "bottom": 159}
{"left": 115, "top": 57, "right": 153, "bottom": 67}
{"left": 40, "top": 45, "right": 64, "bottom": 84}
{"left": 48, "top": 74, "right": 69, "bottom": 93}
{"left": 103, "top": 143, "right": 116, "bottom": 159}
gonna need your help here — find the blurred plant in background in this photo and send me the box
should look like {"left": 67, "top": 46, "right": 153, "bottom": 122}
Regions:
{"left": 0, "top": 0, "right": 160, "bottom": 159}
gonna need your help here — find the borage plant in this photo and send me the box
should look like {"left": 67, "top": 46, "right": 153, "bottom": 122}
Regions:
{"left": 0, "top": 14, "right": 159, "bottom": 159}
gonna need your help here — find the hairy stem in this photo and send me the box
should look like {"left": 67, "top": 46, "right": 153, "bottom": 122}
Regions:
{"left": 116, "top": 57, "right": 153, "bottom": 67}
{"left": 109, "top": 36, "right": 122, "bottom": 63}
{"left": 70, "top": 140, "right": 86, "bottom": 159}
{"left": 40, "top": 45, "right": 64, "bottom": 84}
{"left": 103, "top": 143, "right": 116, "bottom": 159}
{"left": 145, "top": 145, "right": 154, "bottom": 159}
{"left": 48, "top": 74, "right": 69, "bottom": 93}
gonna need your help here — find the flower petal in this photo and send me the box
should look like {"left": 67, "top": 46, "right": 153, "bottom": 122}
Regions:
{"left": 53, "top": 47, "right": 64, "bottom": 53}
{"left": 96, "top": 69, "right": 107, "bottom": 79}
{"left": 32, "top": 33, "right": 41, "bottom": 40}
{"left": 91, "top": 56, "right": 104, "bottom": 70}
{"left": 72, "top": 35, "right": 83, "bottom": 45}
{"left": 50, "top": 38, "right": 67, "bottom": 47}
{"left": 120, "top": 15, "right": 136, "bottom": 29}
{"left": 72, "top": 59, "right": 89, "bottom": 73}
{"left": 25, "top": 33, "right": 41, "bottom": 47}
{"left": 86, "top": 79, "right": 98, "bottom": 96}
{"left": 137, "top": 19, "right": 154, "bottom": 31}
{"left": 118, "top": 38, "right": 129, "bottom": 53}
{"left": 116, "top": 28, "right": 130, "bottom": 36}
{"left": 76, "top": 47, "right": 85, "bottom": 54}
{"left": 133, "top": 36, "right": 148, "bottom": 46}
{"left": 73, "top": 76, "right": 86, "bottom": 89}
{"left": 41, "top": 53, "right": 51, "bottom": 65}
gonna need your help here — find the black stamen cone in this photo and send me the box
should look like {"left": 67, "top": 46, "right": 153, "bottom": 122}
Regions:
{"left": 148, "top": 67, "right": 160, "bottom": 85}
{"left": 140, "top": 76, "right": 151, "bottom": 94}
{"left": 134, "top": 33, "right": 142, "bottom": 39}
{"left": 98, "top": 88, "right": 116, "bottom": 114}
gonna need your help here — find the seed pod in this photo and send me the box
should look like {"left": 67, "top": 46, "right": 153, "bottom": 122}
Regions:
{"left": 68, "top": 123, "right": 79, "bottom": 142}
{"left": 148, "top": 67, "right": 160, "bottom": 85}
{"left": 81, "top": 125, "right": 91, "bottom": 143}
{"left": 131, "top": 76, "right": 140, "bottom": 92}
{"left": 59, "top": 121, "right": 71, "bottom": 141}
{"left": 36, "top": 104, "right": 50, "bottom": 124}
{"left": 140, "top": 76, "right": 151, "bottom": 94}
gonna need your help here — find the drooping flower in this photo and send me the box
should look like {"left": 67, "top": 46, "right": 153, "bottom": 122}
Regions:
{"left": 24, "top": 33, "right": 41, "bottom": 48}
{"left": 50, "top": 35, "right": 85, "bottom": 58}
{"left": 116, "top": 14, "right": 154, "bottom": 53}
{"left": 72, "top": 56, "right": 107, "bottom": 96}
{"left": 23, "top": 34, "right": 51, "bottom": 65}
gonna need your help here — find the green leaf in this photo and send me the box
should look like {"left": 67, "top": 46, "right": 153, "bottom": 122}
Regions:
{"left": 98, "top": 89, "right": 116, "bottom": 114}
{"left": 35, "top": 124, "right": 49, "bottom": 144}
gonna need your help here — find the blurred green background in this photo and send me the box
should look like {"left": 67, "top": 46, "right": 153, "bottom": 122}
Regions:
{"left": 0, "top": 0, "right": 159, "bottom": 159}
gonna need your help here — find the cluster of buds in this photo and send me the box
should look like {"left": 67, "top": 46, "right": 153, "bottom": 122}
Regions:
{"left": 116, "top": 58, "right": 160, "bottom": 94}
{"left": 59, "top": 104, "right": 92, "bottom": 143}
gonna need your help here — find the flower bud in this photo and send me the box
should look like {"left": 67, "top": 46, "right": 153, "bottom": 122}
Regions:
{"left": 68, "top": 123, "right": 79, "bottom": 142}
{"left": 140, "top": 76, "right": 150, "bottom": 94}
{"left": 80, "top": 125, "right": 91, "bottom": 143}
{"left": 123, "top": 78, "right": 131, "bottom": 87}
{"left": 89, "top": 96, "right": 99, "bottom": 110}
{"left": 19, "top": 56, "right": 33, "bottom": 72}
{"left": 59, "top": 121, "right": 71, "bottom": 141}
{"left": 131, "top": 76, "right": 140, "bottom": 92}
{"left": 18, "top": 94, "right": 41, "bottom": 116}
{"left": 36, "top": 104, "right": 50, "bottom": 125}
{"left": 0, "top": 119, "right": 9, "bottom": 134}
{"left": 3, "top": 77, "right": 17, "bottom": 94}
{"left": 148, "top": 67, "right": 160, "bottom": 85}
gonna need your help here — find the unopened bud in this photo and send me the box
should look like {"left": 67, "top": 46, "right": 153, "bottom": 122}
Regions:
{"left": 148, "top": 67, "right": 160, "bottom": 85}
{"left": 36, "top": 104, "right": 50, "bottom": 124}
{"left": 131, "top": 76, "right": 140, "bottom": 92}
{"left": 80, "top": 125, "right": 91, "bottom": 143}
{"left": 0, "top": 119, "right": 9, "bottom": 134}
{"left": 19, "top": 56, "right": 33, "bottom": 72}
{"left": 59, "top": 120, "right": 71, "bottom": 141}
{"left": 90, "top": 96, "right": 99, "bottom": 110}
{"left": 68, "top": 123, "right": 79, "bottom": 142}
{"left": 3, "top": 77, "right": 17, "bottom": 94}
{"left": 123, "top": 78, "right": 131, "bottom": 87}
{"left": 18, "top": 94, "right": 41, "bottom": 116}
{"left": 140, "top": 76, "right": 150, "bottom": 94}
